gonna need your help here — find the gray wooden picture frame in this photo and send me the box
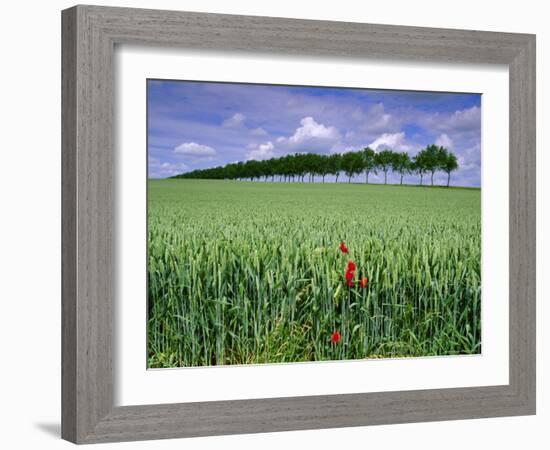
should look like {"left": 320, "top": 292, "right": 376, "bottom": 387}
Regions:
{"left": 61, "top": 4, "right": 536, "bottom": 444}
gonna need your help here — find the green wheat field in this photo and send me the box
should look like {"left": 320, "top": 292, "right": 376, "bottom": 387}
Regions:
{"left": 147, "top": 179, "right": 481, "bottom": 368}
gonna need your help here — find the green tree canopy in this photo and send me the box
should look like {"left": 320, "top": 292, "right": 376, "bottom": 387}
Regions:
{"left": 362, "top": 147, "right": 377, "bottom": 184}
{"left": 441, "top": 149, "right": 459, "bottom": 187}
{"left": 341, "top": 151, "right": 364, "bottom": 183}
{"left": 374, "top": 149, "right": 394, "bottom": 185}
{"left": 391, "top": 152, "right": 412, "bottom": 185}
{"left": 172, "top": 146, "right": 460, "bottom": 187}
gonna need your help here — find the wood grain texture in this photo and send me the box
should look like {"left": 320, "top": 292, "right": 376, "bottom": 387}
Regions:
{"left": 508, "top": 35, "right": 536, "bottom": 408}
{"left": 61, "top": 7, "right": 77, "bottom": 443}
{"left": 61, "top": 4, "right": 536, "bottom": 444}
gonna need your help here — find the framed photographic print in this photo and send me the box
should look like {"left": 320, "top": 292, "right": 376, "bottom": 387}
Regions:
{"left": 62, "top": 5, "right": 536, "bottom": 444}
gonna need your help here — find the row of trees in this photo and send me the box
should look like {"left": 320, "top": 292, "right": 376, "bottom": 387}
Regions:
{"left": 173, "top": 144, "right": 459, "bottom": 187}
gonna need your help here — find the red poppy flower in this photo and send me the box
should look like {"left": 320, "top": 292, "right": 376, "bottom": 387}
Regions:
{"left": 331, "top": 331, "right": 341, "bottom": 344}
{"left": 345, "top": 270, "right": 354, "bottom": 281}
{"left": 360, "top": 276, "right": 369, "bottom": 288}
{"left": 347, "top": 260, "right": 356, "bottom": 272}
{"left": 339, "top": 242, "right": 348, "bottom": 253}
{"left": 346, "top": 279, "right": 355, "bottom": 287}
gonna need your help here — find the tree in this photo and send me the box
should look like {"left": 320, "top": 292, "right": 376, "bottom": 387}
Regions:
{"left": 171, "top": 145, "right": 459, "bottom": 187}
{"left": 305, "top": 153, "right": 322, "bottom": 182}
{"left": 441, "top": 150, "right": 458, "bottom": 187}
{"left": 416, "top": 144, "right": 442, "bottom": 186}
{"left": 315, "top": 153, "right": 331, "bottom": 183}
{"left": 280, "top": 154, "right": 295, "bottom": 182}
{"left": 247, "top": 160, "right": 261, "bottom": 181}
{"left": 328, "top": 153, "right": 342, "bottom": 183}
{"left": 294, "top": 153, "right": 307, "bottom": 182}
{"left": 375, "top": 149, "right": 394, "bottom": 184}
{"left": 391, "top": 152, "right": 411, "bottom": 185}
{"left": 362, "top": 147, "right": 377, "bottom": 184}
{"left": 341, "top": 151, "right": 363, "bottom": 183}
{"left": 259, "top": 159, "right": 272, "bottom": 182}
{"left": 411, "top": 155, "right": 427, "bottom": 186}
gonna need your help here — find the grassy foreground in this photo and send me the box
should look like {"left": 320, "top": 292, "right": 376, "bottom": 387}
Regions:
{"left": 147, "top": 179, "right": 481, "bottom": 367}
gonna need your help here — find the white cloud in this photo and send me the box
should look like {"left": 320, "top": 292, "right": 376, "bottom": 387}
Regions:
{"left": 290, "top": 117, "right": 339, "bottom": 143}
{"left": 435, "top": 133, "right": 454, "bottom": 149}
{"left": 345, "top": 130, "right": 356, "bottom": 139}
{"left": 174, "top": 142, "right": 217, "bottom": 157}
{"left": 276, "top": 116, "right": 341, "bottom": 153}
{"left": 247, "top": 141, "right": 275, "bottom": 160}
{"left": 250, "top": 127, "right": 268, "bottom": 136}
{"left": 445, "top": 106, "right": 480, "bottom": 132}
{"left": 148, "top": 157, "right": 188, "bottom": 178}
{"left": 351, "top": 103, "right": 398, "bottom": 134}
{"left": 422, "top": 106, "right": 481, "bottom": 134}
{"left": 222, "top": 112, "right": 245, "bottom": 128}
{"left": 457, "top": 142, "right": 481, "bottom": 170}
{"left": 369, "top": 132, "right": 413, "bottom": 152}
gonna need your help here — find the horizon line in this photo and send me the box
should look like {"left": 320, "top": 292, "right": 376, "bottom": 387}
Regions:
{"left": 148, "top": 178, "right": 481, "bottom": 190}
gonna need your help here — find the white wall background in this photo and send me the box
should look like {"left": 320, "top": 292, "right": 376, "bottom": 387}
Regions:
{"left": 0, "top": 0, "right": 546, "bottom": 448}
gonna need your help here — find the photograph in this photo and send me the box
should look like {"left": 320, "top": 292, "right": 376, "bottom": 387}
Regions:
{"left": 147, "top": 79, "right": 482, "bottom": 368}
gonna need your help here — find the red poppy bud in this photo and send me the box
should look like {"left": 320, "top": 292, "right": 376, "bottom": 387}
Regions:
{"left": 347, "top": 260, "right": 356, "bottom": 272}
{"left": 360, "top": 276, "right": 369, "bottom": 288}
{"left": 331, "top": 331, "right": 341, "bottom": 344}
{"left": 345, "top": 270, "right": 354, "bottom": 281}
{"left": 346, "top": 279, "right": 355, "bottom": 287}
{"left": 339, "top": 242, "right": 348, "bottom": 253}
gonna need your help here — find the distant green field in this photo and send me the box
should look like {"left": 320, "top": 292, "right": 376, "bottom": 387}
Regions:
{"left": 147, "top": 179, "right": 481, "bottom": 367}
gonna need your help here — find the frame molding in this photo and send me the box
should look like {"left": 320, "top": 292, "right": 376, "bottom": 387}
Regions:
{"left": 62, "top": 5, "right": 536, "bottom": 444}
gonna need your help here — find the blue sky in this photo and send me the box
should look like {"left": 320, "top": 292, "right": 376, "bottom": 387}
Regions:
{"left": 148, "top": 80, "right": 481, "bottom": 187}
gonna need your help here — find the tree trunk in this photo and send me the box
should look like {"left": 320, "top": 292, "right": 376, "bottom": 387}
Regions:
{"left": 365, "top": 171, "right": 369, "bottom": 184}
{"left": 431, "top": 171, "right": 434, "bottom": 186}
{"left": 420, "top": 174, "right": 423, "bottom": 185}
{"left": 447, "top": 172, "right": 450, "bottom": 187}
{"left": 384, "top": 171, "right": 387, "bottom": 184}
{"left": 322, "top": 175, "right": 325, "bottom": 183}
{"left": 336, "top": 174, "right": 339, "bottom": 183}
{"left": 400, "top": 174, "right": 403, "bottom": 185}
{"left": 348, "top": 175, "right": 352, "bottom": 183}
